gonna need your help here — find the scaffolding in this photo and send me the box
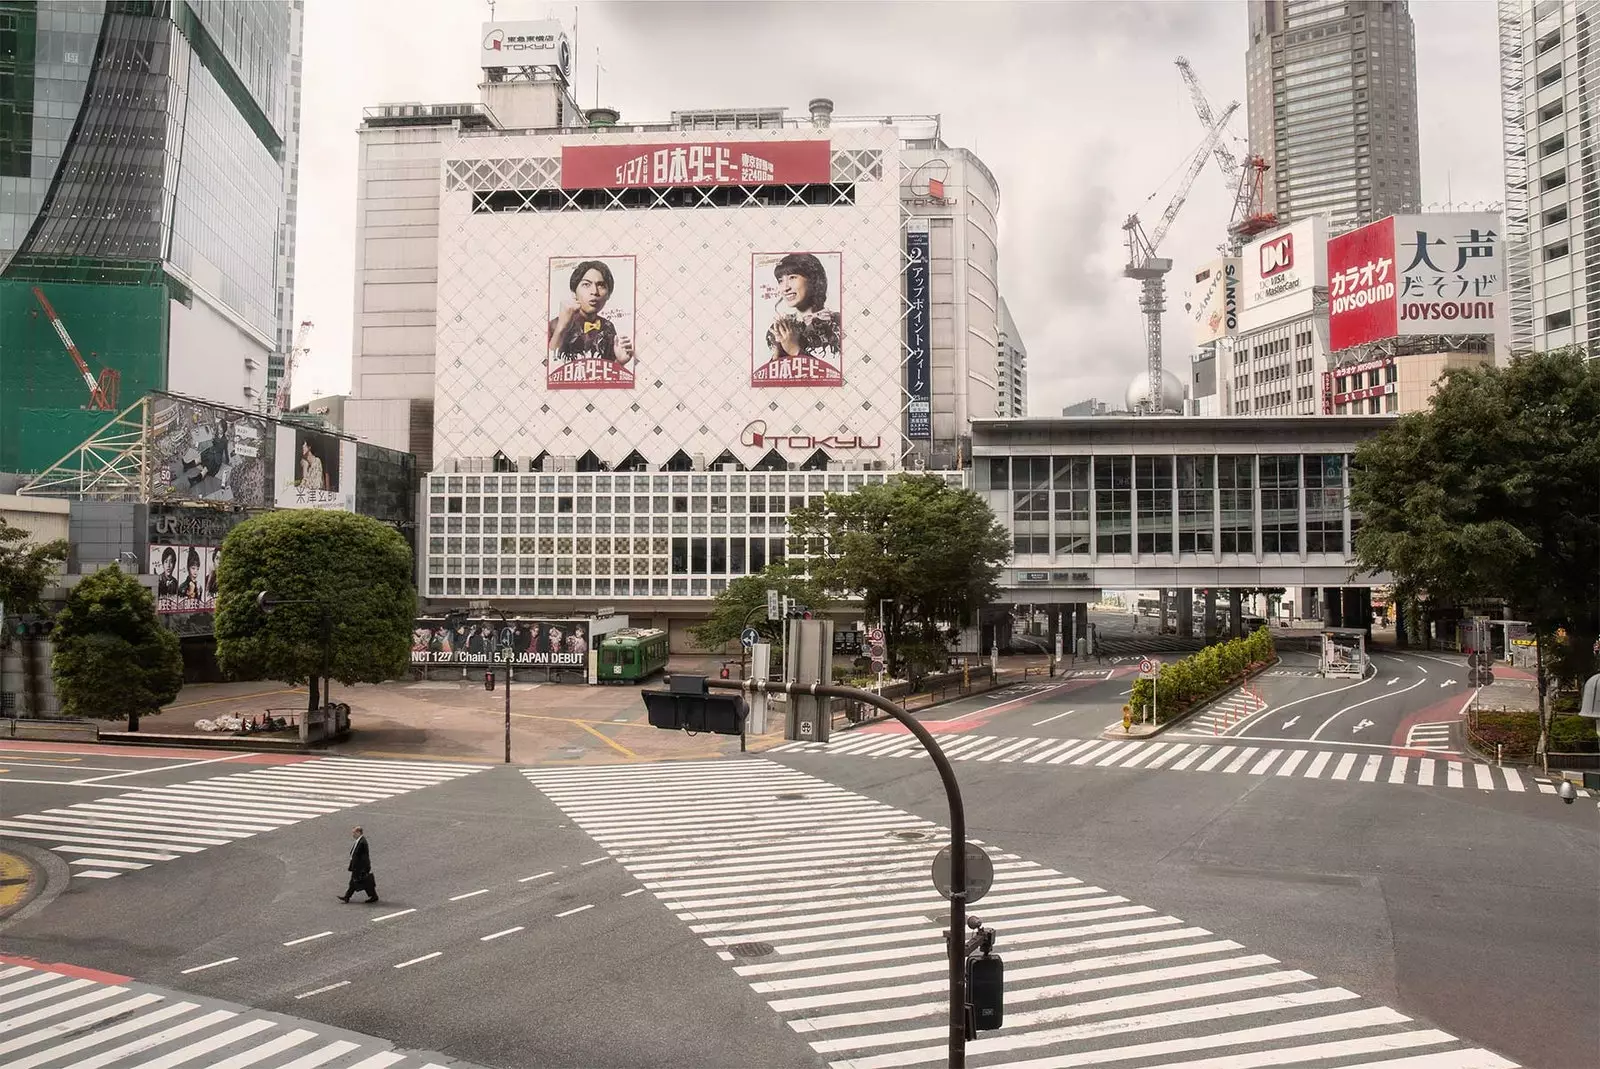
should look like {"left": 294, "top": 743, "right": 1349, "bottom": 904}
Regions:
{"left": 1498, "top": 0, "right": 1535, "bottom": 357}
{"left": 16, "top": 396, "right": 153, "bottom": 502}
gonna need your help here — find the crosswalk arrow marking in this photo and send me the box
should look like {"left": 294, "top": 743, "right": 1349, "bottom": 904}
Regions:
{"left": 1386, "top": 678, "right": 1398, "bottom": 686}
{"left": 1353, "top": 718, "right": 1375, "bottom": 733}
{"left": 1281, "top": 716, "right": 1299, "bottom": 729}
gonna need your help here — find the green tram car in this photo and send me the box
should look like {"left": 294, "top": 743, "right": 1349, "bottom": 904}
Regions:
{"left": 598, "top": 628, "right": 669, "bottom": 682}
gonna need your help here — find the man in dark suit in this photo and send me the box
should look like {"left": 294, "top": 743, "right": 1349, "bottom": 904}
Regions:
{"left": 339, "top": 826, "right": 378, "bottom": 903}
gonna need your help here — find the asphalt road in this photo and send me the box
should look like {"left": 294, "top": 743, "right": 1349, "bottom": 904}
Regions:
{"left": 1, "top": 702, "right": 1595, "bottom": 1069}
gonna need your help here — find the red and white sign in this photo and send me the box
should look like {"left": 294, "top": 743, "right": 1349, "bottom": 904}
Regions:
{"left": 1328, "top": 212, "right": 1503, "bottom": 350}
{"left": 1259, "top": 233, "right": 1294, "bottom": 277}
{"left": 561, "top": 141, "right": 831, "bottom": 190}
{"left": 1238, "top": 218, "right": 1327, "bottom": 330}
{"left": 1328, "top": 216, "right": 1398, "bottom": 350}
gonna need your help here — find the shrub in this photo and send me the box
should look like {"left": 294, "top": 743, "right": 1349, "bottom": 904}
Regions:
{"left": 1128, "top": 627, "right": 1276, "bottom": 724}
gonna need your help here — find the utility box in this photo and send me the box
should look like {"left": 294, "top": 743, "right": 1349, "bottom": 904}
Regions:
{"left": 784, "top": 618, "right": 833, "bottom": 742}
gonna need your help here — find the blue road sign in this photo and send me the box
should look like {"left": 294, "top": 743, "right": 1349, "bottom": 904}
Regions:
{"left": 740, "top": 627, "right": 760, "bottom": 648}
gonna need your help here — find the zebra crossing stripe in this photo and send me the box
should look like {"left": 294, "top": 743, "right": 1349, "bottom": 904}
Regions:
{"left": 0, "top": 757, "right": 487, "bottom": 883}
{"left": 770, "top": 730, "right": 1576, "bottom": 797}
{"left": 524, "top": 760, "right": 1517, "bottom": 1069}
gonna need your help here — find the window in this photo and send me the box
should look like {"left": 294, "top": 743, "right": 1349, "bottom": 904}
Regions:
{"left": 1545, "top": 240, "right": 1570, "bottom": 261}
{"left": 1543, "top": 203, "right": 1569, "bottom": 226}
{"left": 1176, "top": 456, "right": 1214, "bottom": 554}
{"left": 1541, "top": 133, "right": 1566, "bottom": 158}
{"left": 1218, "top": 455, "right": 1254, "bottom": 554}
{"left": 1536, "top": 65, "right": 1562, "bottom": 90}
{"left": 1538, "top": 98, "right": 1564, "bottom": 123}
{"left": 1135, "top": 456, "right": 1174, "bottom": 554}
{"left": 1546, "top": 309, "right": 1573, "bottom": 329}
{"left": 1093, "top": 456, "right": 1132, "bottom": 554}
{"left": 1053, "top": 457, "right": 1090, "bottom": 554}
{"left": 1260, "top": 455, "right": 1301, "bottom": 554}
{"left": 1303, "top": 454, "right": 1345, "bottom": 553}
{"left": 1537, "top": 28, "right": 1561, "bottom": 53}
{"left": 1541, "top": 170, "right": 1567, "bottom": 192}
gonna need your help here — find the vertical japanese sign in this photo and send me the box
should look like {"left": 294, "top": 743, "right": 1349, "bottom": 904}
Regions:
{"left": 905, "top": 222, "right": 931, "bottom": 439}
{"left": 1392, "top": 212, "right": 1502, "bottom": 335}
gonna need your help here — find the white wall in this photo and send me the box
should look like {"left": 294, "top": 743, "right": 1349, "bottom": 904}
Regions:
{"left": 343, "top": 396, "right": 413, "bottom": 453}
{"left": 167, "top": 295, "right": 269, "bottom": 409}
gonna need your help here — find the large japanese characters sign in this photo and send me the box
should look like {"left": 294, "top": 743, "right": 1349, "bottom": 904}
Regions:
{"left": 904, "top": 221, "right": 931, "bottom": 438}
{"left": 561, "top": 141, "right": 831, "bottom": 190}
{"left": 1328, "top": 212, "right": 1502, "bottom": 350}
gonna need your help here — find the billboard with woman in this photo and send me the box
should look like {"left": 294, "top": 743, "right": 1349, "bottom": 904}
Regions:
{"left": 751, "top": 251, "right": 843, "bottom": 387}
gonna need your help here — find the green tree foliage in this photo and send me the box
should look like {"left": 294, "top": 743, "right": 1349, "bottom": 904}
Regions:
{"left": 1129, "top": 627, "right": 1275, "bottom": 724}
{"left": 690, "top": 564, "right": 829, "bottom": 650}
{"left": 789, "top": 475, "right": 1012, "bottom": 676}
{"left": 0, "top": 518, "right": 69, "bottom": 614}
{"left": 214, "top": 511, "right": 415, "bottom": 712}
{"left": 1349, "top": 350, "right": 1600, "bottom": 684}
{"left": 51, "top": 566, "right": 183, "bottom": 730}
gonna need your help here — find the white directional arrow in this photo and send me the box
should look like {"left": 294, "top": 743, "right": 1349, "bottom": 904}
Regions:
{"left": 1353, "top": 718, "right": 1375, "bottom": 733}
{"left": 1282, "top": 716, "right": 1300, "bottom": 729}
{"left": 1439, "top": 681, "right": 1452, "bottom": 688}
{"left": 1386, "top": 678, "right": 1398, "bottom": 687}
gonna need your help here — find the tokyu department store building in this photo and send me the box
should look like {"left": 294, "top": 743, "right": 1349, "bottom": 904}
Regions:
{"left": 349, "top": 36, "right": 1006, "bottom": 647}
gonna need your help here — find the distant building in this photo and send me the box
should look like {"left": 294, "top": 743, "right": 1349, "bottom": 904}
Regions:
{"left": 1061, "top": 398, "right": 1112, "bottom": 417}
{"left": 996, "top": 299, "right": 1027, "bottom": 416}
{"left": 1246, "top": 0, "right": 1422, "bottom": 233}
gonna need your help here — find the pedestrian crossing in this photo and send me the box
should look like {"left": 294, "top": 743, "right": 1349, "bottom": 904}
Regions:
{"left": 1184, "top": 688, "right": 1268, "bottom": 736}
{"left": 0, "top": 757, "right": 487, "bottom": 881}
{"left": 1404, "top": 722, "right": 1455, "bottom": 752}
{"left": 769, "top": 732, "right": 1590, "bottom": 796}
{"left": 0, "top": 959, "right": 479, "bottom": 1068}
{"left": 524, "top": 760, "right": 1518, "bottom": 1069}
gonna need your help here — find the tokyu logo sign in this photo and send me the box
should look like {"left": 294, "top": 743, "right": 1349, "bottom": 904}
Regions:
{"left": 739, "top": 420, "right": 882, "bottom": 452}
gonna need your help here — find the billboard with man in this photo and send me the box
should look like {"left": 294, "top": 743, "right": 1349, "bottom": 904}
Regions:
{"left": 548, "top": 255, "right": 637, "bottom": 390}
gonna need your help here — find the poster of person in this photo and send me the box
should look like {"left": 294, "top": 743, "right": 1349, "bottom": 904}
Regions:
{"left": 276, "top": 427, "right": 346, "bottom": 509}
{"left": 547, "top": 255, "right": 636, "bottom": 390}
{"left": 751, "top": 251, "right": 843, "bottom": 387}
{"left": 149, "top": 544, "right": 216, "bottom": 614}
{"left": 411, "top": 618, "right": 588, "bottom": 667}
{"left": 148, "top": 396, "right": 269, "bottom": 506}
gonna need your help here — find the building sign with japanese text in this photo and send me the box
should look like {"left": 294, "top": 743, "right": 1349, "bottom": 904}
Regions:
{"left": 1328, "top": 212, "right": 1502, "bottom": 349}
{"left": 1238, "top": 217, "right": 1327, "bottom": 331}
{"left": 905, "top": 223, "right": 931, "bottom": 439}
{"left": 561, "top": 141, "right": 831, "bottom": 190}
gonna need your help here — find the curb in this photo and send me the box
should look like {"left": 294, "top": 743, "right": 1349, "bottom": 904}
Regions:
{"left": 1101, "top": 655, "right": 1281, "bottom": 741}
{"left": 0, "top": 840, "right": 72, "bottom": 931}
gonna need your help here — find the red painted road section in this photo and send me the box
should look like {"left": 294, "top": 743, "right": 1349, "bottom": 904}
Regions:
{"left": 858, "top": 670, "right": 1133, "bottom": 735}
{"left": 0, "top": 952, "right": 130, "bottom": 984}
{"left": 0, "top": 739, "right": 314, "bottom": 764}
{"left": 1389, "top": 690, "right": 1477, "bottom": 750}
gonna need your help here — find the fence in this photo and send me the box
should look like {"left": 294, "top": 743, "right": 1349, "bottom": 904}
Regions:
{"left": 3, "top": 716, "right": 98, "bottom": 741}
{"left": 830, "top": 666, "right": 996, "bottom": 730}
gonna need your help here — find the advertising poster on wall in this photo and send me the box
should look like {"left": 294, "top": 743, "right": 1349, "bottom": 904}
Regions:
{"left": 1238, "top": 218, "right": 1328, "bottom": 331}
{"left": 411, "top": 618, "right": 589, "bottom": 667}
{"left": 905, "top": 225, "right": 931, "bottom": 439}
{"left": 149, "top": 395, "right": 270, "bottom": 506}
{"left": 752, "top": 251, "right": 843, "bottom": 387}
{"left": 275, "top": 425, "right": 351, "bottom": 510}
{"left": 1328, "top": 216, "right": 1398, "bottom": 350}
{"left": 1187, "top": 258, "right": 1239, "bottom": 346}
{"left": 547, "top": 255, "right": 637, "bottom": 390}
{"left": 150, "top": 543, "right": 221, "bottom": 614}
{"left": 561, "top": 141, "right": 831, "bottom": 190}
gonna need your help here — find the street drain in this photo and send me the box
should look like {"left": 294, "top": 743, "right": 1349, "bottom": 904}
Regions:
{"left": 891, "top": 829, "right": 934, "bottom": 841}
{"left": 726, "top": 941, "right": 776, "bottom": 959}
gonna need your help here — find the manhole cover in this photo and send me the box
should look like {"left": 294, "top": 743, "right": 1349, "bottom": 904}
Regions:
{"left": 726, "top": 941, "right": 776, "bottom": 959}
{"left": 891, "top": 829, "right": 934, "bottom": 841}
{"left": 775, "top": 792, "right": 805, "bottom": 800}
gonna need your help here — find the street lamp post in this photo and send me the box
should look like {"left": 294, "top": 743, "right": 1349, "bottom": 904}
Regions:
{"left": 455, "top": 604, "right": 513, "bottom": 765}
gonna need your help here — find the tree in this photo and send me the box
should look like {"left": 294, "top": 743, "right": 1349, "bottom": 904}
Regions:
{"left": 214, "top": 510, "right": 415, "bottom": 715}
{"left": 1350, "top": 350, "right": 1600, "bottom": 744}
{"left": 690, "top": 564, "right": 829, "bottom": 650}
{"left": 789, "top": 475, "right": 1012, "bottom": 677}
{"left": 0, "top": 518, "right": 69, "bottom": 615}
{"left": 52, "top": 566, "right": 183, "bottom": 731}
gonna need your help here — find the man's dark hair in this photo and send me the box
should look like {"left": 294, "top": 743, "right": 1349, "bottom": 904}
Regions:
{"left": 186, "top": 547, "right": 201, "bottom": 572}
{"left": 774, "top": 253, "right": 828, "bottom": 310}
{"left": 569, "top": 259, "right": 615, "bottom": 295}
{"left": 162, "top": 547, "right": 177, "bottom": 569}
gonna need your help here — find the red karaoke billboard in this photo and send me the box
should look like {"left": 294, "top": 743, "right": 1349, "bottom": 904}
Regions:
{"left": 1328, "top": 216, "right": 1398, "bottom": 351}
{"left": 561, "top": 141, "right": 831, "bottom": 190}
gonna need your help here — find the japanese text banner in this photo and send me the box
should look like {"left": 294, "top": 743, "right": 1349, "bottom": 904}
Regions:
{"left": 562, "top": 141, "right": 832, "bottom": 190}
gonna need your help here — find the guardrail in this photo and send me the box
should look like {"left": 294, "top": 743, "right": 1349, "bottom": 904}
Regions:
{"left": 3, "top": 716, "right": 98, "bottom": 741}
{"left": 829, "top": 666, "right": 998, "bottom": 730}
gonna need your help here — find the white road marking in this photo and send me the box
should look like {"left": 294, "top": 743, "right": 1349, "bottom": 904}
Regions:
{"left": 1031, "top": 709, "right": 1076, "bottom": 726}
{"left": 393, "top": 952, "right": 442, "bottom": 969}
{"left": 294, "top": 981, "right": 350, "bottom": 999}
{"left": 179, "top": 957, "right": 238, "bottom": 974}
{"left": 1387, "top": 677, "right": 1399, "bottom": 686}
{"left": 1310, "top": 676, "right": 1424, "bottom": 740}
{"left": 519, "top": 871, "right": 554, "bottom": 882}
{"left": 371, "top": 908, "right": 415, "bottom": 922}
{"left": 582, "top": 856, "right": 610, "bottom": 866}
{"left": 623, "top": 888, "right": 646, "bottom": 897}
{"left": 448, "top": 888, "right": 490, "bottom": 901}
{"left": 1281, "top": 716, "right": 1299, "bottom": 729}
{"left": 555, "top": 904, "right": 594, "bottom": 918}
{"left": 481, "top": 926, "right": 525, "bottom": 941}
{"left": 282, "top": 931, "right": 333, "bottom": 947}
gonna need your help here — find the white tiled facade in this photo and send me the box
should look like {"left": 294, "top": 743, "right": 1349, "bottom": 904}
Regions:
{"left": 1223, "top": 312, "right": 1327, "bottom": 415}
{"left": 996, "top": 297, "right": 1027, "bottom": 416}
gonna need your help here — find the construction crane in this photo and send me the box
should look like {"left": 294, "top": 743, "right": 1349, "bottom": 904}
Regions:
{"left": 1175, "top": 56, "right": 1277, "bottom": 249}
{"left": 31, "top": 286, "right": 118, "bottom": 411}
{"left": 273, "top": 319, "right": 314, "bottom": 414}
{"left": 1122, "top": 99, "right": 1240, "bottom": 412}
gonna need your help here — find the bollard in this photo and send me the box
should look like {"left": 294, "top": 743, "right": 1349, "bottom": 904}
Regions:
{"left": 1496, "top": 743, "right": 1502, "bottom": 768}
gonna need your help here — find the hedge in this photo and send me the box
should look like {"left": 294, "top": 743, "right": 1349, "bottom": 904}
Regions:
{"left": 1472, "top": 711, "right": 1599, "bottom": 754}
{"left": 1128, "top": 628, "right": 1276, "bottom": 725}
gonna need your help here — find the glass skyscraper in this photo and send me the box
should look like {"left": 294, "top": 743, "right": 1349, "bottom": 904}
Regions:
{"left": 0, "top": 0, "right": 303, "bottom": 472}
{"left": 1245, "top": 0, "right": 1422, "bottom": 233}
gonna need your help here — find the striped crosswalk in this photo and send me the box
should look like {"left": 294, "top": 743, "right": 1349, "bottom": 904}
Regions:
{"left": 1404, "top": 722, "right": 1455, "bottom": 752}
{"left": 768, "top": 733, "right": 1591, "bottom": 796}
{"left": 0, "top": 757, "right": 487, "bottom": 881}
{"left": 0, "top": 959, "right": 479, "bottom": 1068}
{"left": 525, "top": 760, "right": 1518, "bottom": 1069}
{"left": 1185, "top": 689, "right": 1268, "bottom": 736}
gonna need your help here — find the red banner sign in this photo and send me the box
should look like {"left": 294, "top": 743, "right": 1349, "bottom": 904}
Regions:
{"left": 1329, "top": 216, "right": 1398, "bottom": 351}
{"left": 561, "top": 141, "right": 831, "bottom": 189}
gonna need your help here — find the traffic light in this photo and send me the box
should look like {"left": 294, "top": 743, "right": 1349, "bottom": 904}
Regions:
{"left": 969, "top": 953, "right": 1004, "bottom": 1032}
{"left": 485, "top": 671, "right": 496, "bottom": 691}
{"left": 642, "top": 674, "right": 749, "bottom": 736}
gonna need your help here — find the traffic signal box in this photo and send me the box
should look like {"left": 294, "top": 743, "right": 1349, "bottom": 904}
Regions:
{"left": 1466, "top": 649, "right": 1495, "bottom": 688}
{"left": 969, "top": 953, "right": 1004, "bottom": 1033}
{"left": 642, "top": 674, "right": 749, "bottom": 736}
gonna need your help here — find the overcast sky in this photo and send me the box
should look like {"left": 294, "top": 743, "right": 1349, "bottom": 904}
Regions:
{"left": 290, "top": 0, "right": 1502, "bottom": 415}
